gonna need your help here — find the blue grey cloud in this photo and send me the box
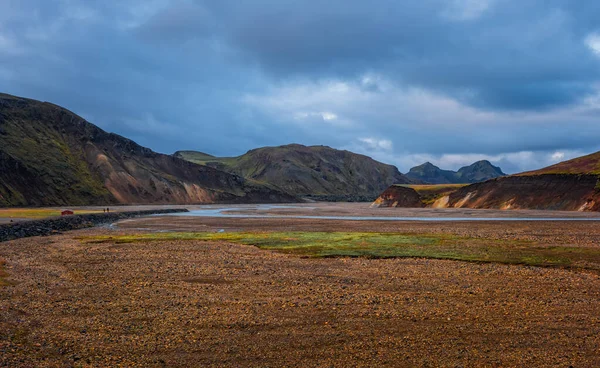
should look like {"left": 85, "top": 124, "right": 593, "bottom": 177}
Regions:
{"left": 1, "top": 0, "right": 600, "bottom": 173}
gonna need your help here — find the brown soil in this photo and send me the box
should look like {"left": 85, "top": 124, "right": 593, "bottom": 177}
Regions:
{"left": 1, "top": 205, "right": 600, "bottom": 367}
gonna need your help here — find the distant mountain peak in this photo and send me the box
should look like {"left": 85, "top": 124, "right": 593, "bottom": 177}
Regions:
{"left": 415, "top": 162, "right": 437, "bottom": 168}
{"left": 406, "top": 160, "right": 505, "bottom": 184}
{"left": 174, "top": 150, "right": 214, "bottom": 158}
{"left": 458, "top": 160, "right": 504, "bottom": 173}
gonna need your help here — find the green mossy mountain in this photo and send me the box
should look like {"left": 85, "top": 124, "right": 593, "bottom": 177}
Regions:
{"left": 405, "top": 161, "right": 505, "bottom": 184}
{"left": 175, "top": 144, "right": 413, "bottom": 201}
{"left": 0, "top": 93, "right": 297, "bottom": 206}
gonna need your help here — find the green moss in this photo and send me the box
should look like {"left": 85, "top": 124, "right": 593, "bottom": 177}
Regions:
{"left": 78, "top": 231, "right": 600, "bottom": 271}
{"left": 0, "top": 111, "right": 113, "bottom": 205}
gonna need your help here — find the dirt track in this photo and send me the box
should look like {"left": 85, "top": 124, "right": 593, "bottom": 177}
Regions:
{"left": 2, "top": 205, "right": 600, "bottom": 367}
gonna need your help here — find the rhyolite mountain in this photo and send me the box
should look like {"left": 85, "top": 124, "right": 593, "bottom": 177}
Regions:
{"left": 374, "top": 152, "right": 600, "bottom": 211}
{"left": 444, "top": 151, "right": 600, "bottom": 211}
{"left": 405, "top": 161, "right": 505, "bottom": 184}
{"left": 0, "top": 93, "right": 297, "bottom": 206}
{"left": 175, "top": 144, "right": 413, "bottom": 201}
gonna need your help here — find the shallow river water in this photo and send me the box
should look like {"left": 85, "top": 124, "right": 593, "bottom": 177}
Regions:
{"left": 163, "top": 205, "right": 600, "bottom": 222}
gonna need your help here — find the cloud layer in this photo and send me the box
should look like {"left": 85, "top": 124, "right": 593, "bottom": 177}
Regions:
{"left": 1, "top": 0, "right": 600, "bottom": 173}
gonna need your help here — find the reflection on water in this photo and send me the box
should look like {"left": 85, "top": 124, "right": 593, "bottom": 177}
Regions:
{"left": 162, "top": 205, "right": 600, "bottom": 222}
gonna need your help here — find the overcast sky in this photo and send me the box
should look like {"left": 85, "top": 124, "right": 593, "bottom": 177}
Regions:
{"left": 1, "top": 0, "right": 600, "bottom": 173}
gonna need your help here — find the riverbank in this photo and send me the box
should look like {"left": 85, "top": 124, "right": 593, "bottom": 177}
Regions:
{"left": 0, "top": 209, "right": 188, "bottom": 242}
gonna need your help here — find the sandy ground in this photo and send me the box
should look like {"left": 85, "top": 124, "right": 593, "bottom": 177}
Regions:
{"left": 226, "top": 202, "right": 600, "bottom": 218}
{"left": 2, "top": 204, "right": 600, "bottom": 367}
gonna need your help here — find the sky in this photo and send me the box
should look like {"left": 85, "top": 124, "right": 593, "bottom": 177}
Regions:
{"left": 1, "top": 0, "right": 600, "bottom": 174}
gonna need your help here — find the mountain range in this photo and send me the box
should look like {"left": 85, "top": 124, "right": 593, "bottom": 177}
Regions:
{"left": 0, "top": 92, "right": 415, "bottom": 205}
{"left": 405, "top": 161, "right": 505, "bottom": 184}
{"left": 175, "top": 145, "right": 412, "bottom": 201}
{"left": 3, "top": 92, "right": 599, "bottom": 212}
{"left": 444, "top": 152, "right": 600, "bottom": 211}
{"left": 0, "top": 93, "right": 295, "bottom": 206}
{"left": 374, "top": 152, "right": 600, "bottom": 211}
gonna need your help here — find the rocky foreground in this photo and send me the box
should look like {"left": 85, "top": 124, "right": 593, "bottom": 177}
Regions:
{"left": 1, "top": 216, "right": 600, "bottom": 367}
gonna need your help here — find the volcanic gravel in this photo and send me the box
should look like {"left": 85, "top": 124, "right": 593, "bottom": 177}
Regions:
{"left": 1, "top": 222, "right": 600, "bottom": 367}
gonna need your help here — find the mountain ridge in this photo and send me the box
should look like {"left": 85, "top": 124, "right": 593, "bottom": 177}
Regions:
{"left": 518, "top": 151, "right": 600, "bottom": 176}
{"left": 374, "top": 152, "right": 600, "bottom": 211}
{"left": 0, "top": 93, "right": 297, "bottom": 206}
{"left": 175, "top": 144, "right": 413, "bottom": 201}
{"left": 405, "top": 160, "right": 505, "bottom": 184}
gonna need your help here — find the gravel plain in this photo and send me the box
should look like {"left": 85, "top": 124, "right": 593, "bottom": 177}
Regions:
{"left": 1, "top": 204, "right": 600, "bottom": 367}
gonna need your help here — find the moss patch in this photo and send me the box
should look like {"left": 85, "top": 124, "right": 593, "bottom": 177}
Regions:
{"left": 79, "top": 231, "right": 600, "bottom": 271}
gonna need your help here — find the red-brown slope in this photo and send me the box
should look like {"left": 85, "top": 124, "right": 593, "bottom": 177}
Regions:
{"left": 442, "top": 151, "right": 600, "bottom": 211}
{"left": 370, "top": 185, "right": 423, "bottom": 208}
{"left": 447, "top": 174, "right": 600, "bottom": 211}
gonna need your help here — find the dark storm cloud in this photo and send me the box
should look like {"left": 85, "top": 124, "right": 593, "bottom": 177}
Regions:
{"left": 1, "top": 0, "right": 600, "bottom": 173}
{"left": 171, "top": 0, "right": 600, "bottom": 111}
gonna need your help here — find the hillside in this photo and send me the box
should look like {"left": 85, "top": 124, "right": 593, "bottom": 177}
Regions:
{"left": 447, "top": 174, "right": 600, "bottom": 211}
{"left": 373, "top": 152, "right": 600, "bottom": 211}
{"left": 518, "top": 151, "right": 600, "bottom": 176}
{"left": 405, "top": 161, "right": 505, "bottom": 184}
{"left": 444, "top": 152, "right": 600, "bottom": 211}
{"left": 370, "top": 184, "right": 467, "bottom": 208}
{"left": 0, "top": 93, "right": 296, "bottom": 206}
{"left": 370, "top": 185, "right": 423, "bottom": 208}
{"left": 175, "top": 144, "right": 413, "bottom": 201}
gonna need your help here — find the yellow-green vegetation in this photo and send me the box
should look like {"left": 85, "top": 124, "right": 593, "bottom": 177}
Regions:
{"left": 0, "top": 208, "right": 103, "bottom": 219}
{"left": 0, "top": 258, "right": 8, "bottom": 287}
{"left": 405, "top": 184, "right": 468, "bottom": 191}
{"left": 176, "top": 151, "right": 238, "bottom": 167}
{"left": 399, "top": 184, "right": 468, "bottom": 205}
{"left": 79, "top": 231, "right": 600, "bottom": 270}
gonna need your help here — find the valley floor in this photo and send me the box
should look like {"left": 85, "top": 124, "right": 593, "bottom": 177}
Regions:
{"left": 1, "top": 204, "right": 600, "bottom": 367}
